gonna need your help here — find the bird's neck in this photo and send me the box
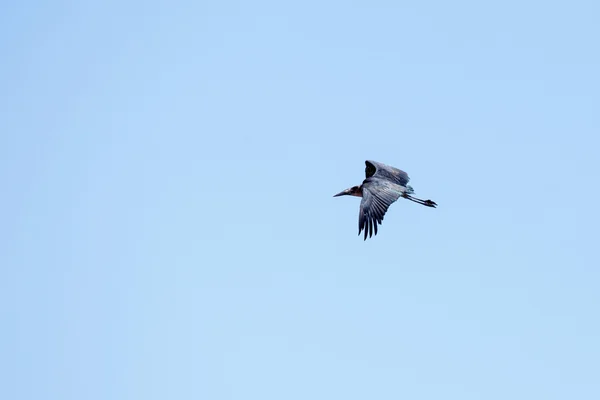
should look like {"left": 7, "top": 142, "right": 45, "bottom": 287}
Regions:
{"left": 351, "top": 188, "right": 363, "bottom": 197}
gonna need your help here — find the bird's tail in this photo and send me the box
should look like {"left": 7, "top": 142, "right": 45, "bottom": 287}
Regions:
{"left": 403, "top": 193, "right": 437, "bottom": 208}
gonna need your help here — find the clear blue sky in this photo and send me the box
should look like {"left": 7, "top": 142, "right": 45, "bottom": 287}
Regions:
{"left": 2, "top": 1, "right": 599, "bottom": 399}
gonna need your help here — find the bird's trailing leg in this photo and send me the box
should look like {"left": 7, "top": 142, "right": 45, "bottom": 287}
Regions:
{"left": 403, "top": 193, "right": 437, "bottom": 208}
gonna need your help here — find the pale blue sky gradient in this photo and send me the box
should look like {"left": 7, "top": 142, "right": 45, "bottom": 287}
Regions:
{"left": 2, "top": 1, "right": 600, "bottom": 399}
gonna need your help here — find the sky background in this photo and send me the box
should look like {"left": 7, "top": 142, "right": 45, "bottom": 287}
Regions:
{"left": 2, "top": 1, "right": 600, "bottom": 399}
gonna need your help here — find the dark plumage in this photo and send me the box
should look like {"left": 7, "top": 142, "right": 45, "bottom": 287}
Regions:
{"left": 334, "top": 160, "right": 437, "bottom": 240}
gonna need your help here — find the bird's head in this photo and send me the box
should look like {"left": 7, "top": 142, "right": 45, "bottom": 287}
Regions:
{"left": 333, "top": 186, "right": 362, "bottom": 197}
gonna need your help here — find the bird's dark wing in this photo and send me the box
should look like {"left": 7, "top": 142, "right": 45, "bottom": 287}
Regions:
{"left": 358, "top": 179, "right": 403, "bottom": 240}
{"left": 365, "top": 161, "right": 378, "bottom": 179}
{"left": 365, "top": 160, "right": 410, "bottom": 187}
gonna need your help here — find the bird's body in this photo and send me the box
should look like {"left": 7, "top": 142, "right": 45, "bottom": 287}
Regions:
{"left": 334, "top": 160, "right": 437, "bottom": 240}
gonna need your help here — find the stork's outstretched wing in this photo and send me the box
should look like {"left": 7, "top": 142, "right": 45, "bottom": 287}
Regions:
{"left": 365, "top": 160, "right": 410, "bottom": 187}
{"left": 358, "top": 179, "right": 404, "bottom": 240}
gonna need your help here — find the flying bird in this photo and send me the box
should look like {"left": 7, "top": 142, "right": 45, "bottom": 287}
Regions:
{"left": 334, "top": 160, "right": 437, "bottom": 240}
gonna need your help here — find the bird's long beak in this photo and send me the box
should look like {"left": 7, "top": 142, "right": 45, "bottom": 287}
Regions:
{"left": 333, "top": 190, "right": 348, "bottom": 197}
